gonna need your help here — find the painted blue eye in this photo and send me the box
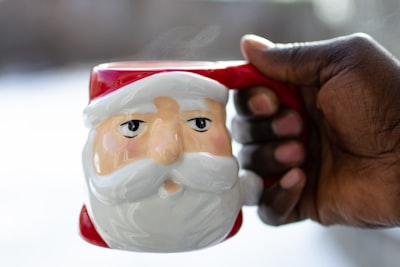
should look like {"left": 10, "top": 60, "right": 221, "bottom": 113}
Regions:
{"left": 119, "top": 120, "right": 145, "bottom": 138}
{"left": 187, "top": 118, "right": 212, "bottom": 132}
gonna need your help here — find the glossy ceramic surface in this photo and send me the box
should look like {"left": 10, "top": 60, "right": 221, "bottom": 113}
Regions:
{"left": 79, "top": 61, "right": 306, "bottom": 253}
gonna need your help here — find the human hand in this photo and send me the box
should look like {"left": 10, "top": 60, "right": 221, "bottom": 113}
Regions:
{"left": 232, "top": 33, "right": 400, "bottom": 227}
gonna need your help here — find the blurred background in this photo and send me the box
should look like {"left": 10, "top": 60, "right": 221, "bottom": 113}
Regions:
{"left": 1, "top": 0, "right": 400, "bottom": 71}
{"left": 1, "top": 0, "right": 400, "bottom": 266}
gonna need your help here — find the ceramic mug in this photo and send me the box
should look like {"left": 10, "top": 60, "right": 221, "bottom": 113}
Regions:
{"left": 79, "top": 61, "right": 306, "bottom": 253}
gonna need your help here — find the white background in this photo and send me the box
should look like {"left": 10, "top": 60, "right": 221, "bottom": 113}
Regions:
{"left": 1, "top": 65, "right": 400, "bottom": 267}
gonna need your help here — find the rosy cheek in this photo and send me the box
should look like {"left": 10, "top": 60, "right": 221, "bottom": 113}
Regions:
{"left": 208, "top": 131, "right": 232, "bottom": 156}
{"left": 102, "top": 132, "right": 120, "bottom": 153}
{"left": 126, "top": 141, "right": 147, "bottom": 160}
{"left": 101, "top": 131, "right": 148, "bottom": 162}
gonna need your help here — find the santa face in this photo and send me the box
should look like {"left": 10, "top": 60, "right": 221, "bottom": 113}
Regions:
{"left": 82, "top": 96, "right": 243, "bottom": 252}
{"left": 92, "top": 96, "right": 233, "bottom": 175}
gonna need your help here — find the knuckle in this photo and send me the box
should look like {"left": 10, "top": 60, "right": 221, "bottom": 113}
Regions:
{"left": 339, "top": 33, "right": 376, "bottom": 58}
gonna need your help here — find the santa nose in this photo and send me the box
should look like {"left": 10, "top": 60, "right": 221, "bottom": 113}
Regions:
{"left": 149, "top": 119, "right": 184, "bottom": 165}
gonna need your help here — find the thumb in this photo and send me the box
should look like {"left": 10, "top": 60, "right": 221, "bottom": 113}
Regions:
{"left": 240, "top": 34, "right": 349, "bottom": 86}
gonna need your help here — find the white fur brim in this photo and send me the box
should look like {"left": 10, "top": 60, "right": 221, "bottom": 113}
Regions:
{"left": 83, "top": 71, "right": 229, "bottom": 128}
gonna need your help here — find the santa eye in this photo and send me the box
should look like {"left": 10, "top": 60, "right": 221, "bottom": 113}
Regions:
{"left": 118, "top": 120, "right": 146, "bottom": 138}
{"left": 187, "top": 118, "right": 212, "bottom": 132}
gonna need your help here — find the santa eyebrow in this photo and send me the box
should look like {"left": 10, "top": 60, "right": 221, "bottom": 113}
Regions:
{"left": 120, "top": 102, "right": 157, "bottom": 114}
{"left": 176, "top": 98, "right": 209, "bottom": 111}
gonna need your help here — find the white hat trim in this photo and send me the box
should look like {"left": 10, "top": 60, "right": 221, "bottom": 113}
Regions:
{"left": 83, "top": 71, "right": 228, "bottom": 128}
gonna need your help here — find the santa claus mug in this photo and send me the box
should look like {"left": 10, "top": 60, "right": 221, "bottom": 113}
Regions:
{"left": 79, "top": 60, "right": 306, "bottom": 253}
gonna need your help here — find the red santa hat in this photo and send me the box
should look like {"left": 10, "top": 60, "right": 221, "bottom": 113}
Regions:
{"left": 83, "top": 63, "right": 231, "bottom": 128}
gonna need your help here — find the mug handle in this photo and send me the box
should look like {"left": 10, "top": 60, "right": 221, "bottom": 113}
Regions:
{"left": 224, "top": 62, "right": 308, "bottom": 187}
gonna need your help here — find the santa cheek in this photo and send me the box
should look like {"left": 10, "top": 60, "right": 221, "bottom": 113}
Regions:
{"left": 102, "top": 133, "right": 148, "bottom": 163}
{"left": 125, "top": 142, "right": 147, "bottom": 160}
{"left": 102, "top": 132, "right": 121, "bottom": 153}
{"left": 207, "top": 131, "right": 232, "bottom": 156}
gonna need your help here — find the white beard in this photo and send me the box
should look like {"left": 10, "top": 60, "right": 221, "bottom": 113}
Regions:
{"left": 82, "top": 130, "right": 243, "bottom": 252}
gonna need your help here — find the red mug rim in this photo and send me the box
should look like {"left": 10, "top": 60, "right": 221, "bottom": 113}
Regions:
{"left": 95, "top": 60, "right": 247, "bottom": 71}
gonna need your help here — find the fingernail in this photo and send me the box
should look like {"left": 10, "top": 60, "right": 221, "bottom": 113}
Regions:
{"left": 272, "top": 112, "right": 303, "bottom": 136}
{"left": 242, "top": 34, "right": 275, "bottom": 50}
{"left": 274, "top": 142, "right": 304, "bottom": 165}
{"left": 280, "top": 169, "right": 301, "bottom": 189}
{"left": 248, "top": 93, "right": 274, "bottom": 115}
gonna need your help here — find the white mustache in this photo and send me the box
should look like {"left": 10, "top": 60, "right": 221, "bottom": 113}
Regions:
{"left": 88, "top": 153, "right": 239, "bottom": 205}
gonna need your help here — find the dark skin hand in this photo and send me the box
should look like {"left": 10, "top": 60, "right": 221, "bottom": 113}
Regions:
{"left": 232, "top": 33, "right": 400, "bottom": 227}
